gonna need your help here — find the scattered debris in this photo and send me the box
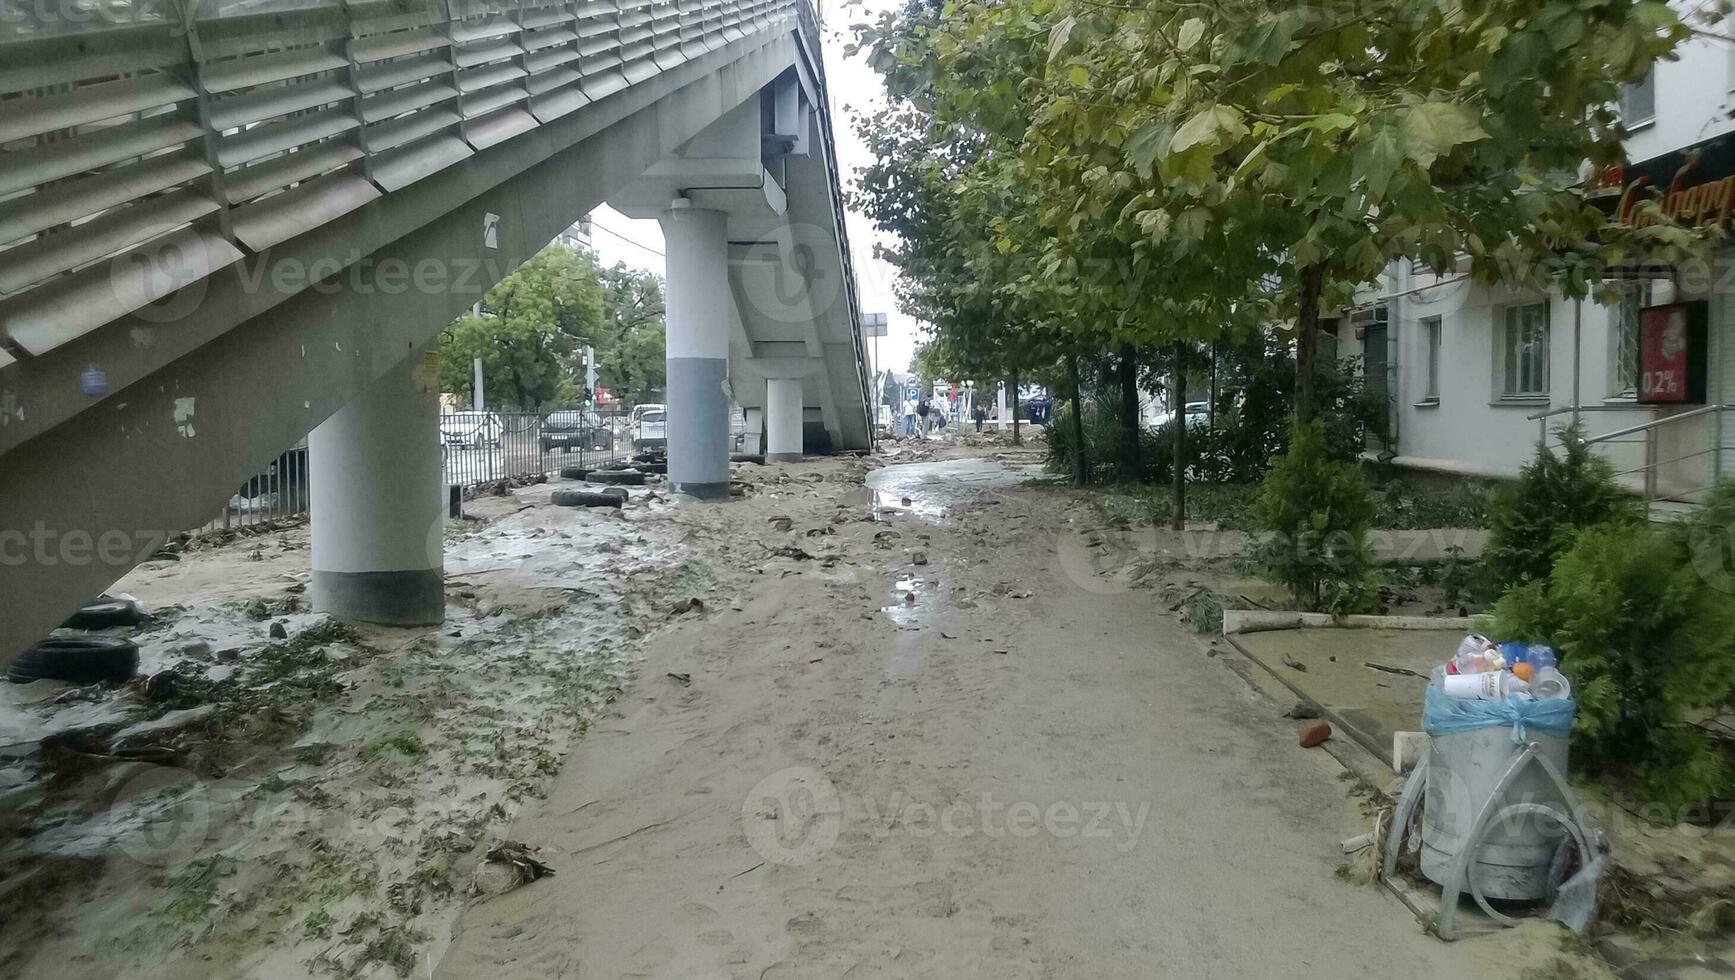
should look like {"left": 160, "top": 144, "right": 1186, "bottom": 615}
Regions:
{"left": 1299, "top": 721, "right": 1333, "bottom": 747}
{"left": 910, "top": 550, "right": 929, "bottom": 566}
{"left": 668, "top": 597, "right": 705, "bottom": 616}
{"left": 666, "top": 672, "right": 692, "bottom": 686}
{"left": 268, "top": 621, "right": 289, "bottom": 640}
{"left": 471, "top": 842, "right": 556, "bottom": 897}
{"left": 767, "top": 544, "right": 815, "bottom": 561}
{"left": 1281, "top": 654, "right": 1308, "bottom": 673}
{"left": 1363, "top": 661, "right": 1426, "bottom": 680}
{"left": 1283, "top": 700, "right": 1323, "bottom": 720}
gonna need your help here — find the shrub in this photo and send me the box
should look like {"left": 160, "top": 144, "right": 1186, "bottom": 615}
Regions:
{"left": 1493, "top": 489, "right": 1735, "bottom": 811}
{"left": 1046, "top": 394, "right": 1197, "bottom": 485}
{"left": 1483, "top": 423, "right": 1641, "bottom": 590}
{"left": 1371, "top": 478, "right": 1494, "bottom": 530}
{"left": 1250, "top": 418, "right": 1378, "bottom": 614}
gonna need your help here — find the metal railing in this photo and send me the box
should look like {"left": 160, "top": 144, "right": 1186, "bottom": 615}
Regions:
{"left": 441, "top": 408, "right": 632, "bottom": 486}
{"left": 1528, "top": 402, "right": 1732, "bottom": 505}
{"left": 205, "top": 406, "right": 647, "bottom": 529}
{"left": 211, "top": 442, "right": 313, "bottom": 530}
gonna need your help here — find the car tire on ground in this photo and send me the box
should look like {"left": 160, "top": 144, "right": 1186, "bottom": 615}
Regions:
{"left": 551, "top": 488, "right": 629, "bottom": 508}
{"left": 8, "top": 636, "right": 141, "bottom": 685}
{"left": 62, "top": 596, "right": 144, "bottom": 630}
{"left": 559, "top": 466, "right": 591, "bottom": 480}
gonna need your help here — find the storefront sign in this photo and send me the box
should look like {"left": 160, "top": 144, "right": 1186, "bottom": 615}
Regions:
{"left": 1589, "top": 132, "right": 1735, "bottom": 230}
{"left": 1636, "top": 301, "right": 1708, "bottom": 405}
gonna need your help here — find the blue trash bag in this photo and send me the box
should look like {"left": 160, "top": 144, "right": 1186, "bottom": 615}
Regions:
{"left": 1423, "top": 684, "right": 1576, "bottom": 745}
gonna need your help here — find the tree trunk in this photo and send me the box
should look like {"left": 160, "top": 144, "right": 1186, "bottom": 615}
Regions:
{"left": 1171, "top": 341, "right": 1186, "bottom": 531}
{"left": 1010, "top": 371, "right": 1022, "bottom": 446}
{"left": 1295, "top": 263, "right": 1325, "bottom": 425}
{"left": 1068, "top": 351, "right": 1088, "bottom": 486}
{"left": 1117, "top": 342, "right": 1141, "bottom": 481}
{"left": 1208, "top": 341, "right": 1219, "bottom": 483}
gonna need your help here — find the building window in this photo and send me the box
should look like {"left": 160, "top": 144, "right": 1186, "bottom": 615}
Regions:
{"left": 1500, "top": 301, "right": 1550, "bottom": 399}
{"left": 1614, "top": 282, "right": 1651, "bottom": 397}
{"left": 1621, "top": 68, "right": 1656, "bottom": 128}
{"left": 1423, "top": 317, "right": 1442, "bottom": 401}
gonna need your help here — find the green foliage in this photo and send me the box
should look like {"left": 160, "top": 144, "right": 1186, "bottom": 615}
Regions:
{"left": 1493, "top": 491, "right": 1735, "bottom": 810}
{"left": 1045, "top": 390, "right": 1180, "bottom": 484}
{"left": 1483, "top": 425, "right": 1642, "bottom": 590}
{"left": 1250, "top": 419, "right": 1377, "bottom": 614}
{"left": 437, "top": 248, "right": 666, "bottom": 411}
{"left": 594, "top": 262, "right": 666, "bottom": 403}
{"left": 1374, "top": 479, "right": 1494, "bottom": 531}
{"left": 437, "top": 246, "right": 605, "bottom": 410}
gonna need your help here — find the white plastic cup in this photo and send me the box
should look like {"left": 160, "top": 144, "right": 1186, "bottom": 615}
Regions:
{"left": 1532, "top": 667, "right": 1571, "bottom": 700}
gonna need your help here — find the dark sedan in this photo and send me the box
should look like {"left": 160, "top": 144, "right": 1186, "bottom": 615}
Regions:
{"left": 541, "top": 410, "right": 612, "bottom": 452}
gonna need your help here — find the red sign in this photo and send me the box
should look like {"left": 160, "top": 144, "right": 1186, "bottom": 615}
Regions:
{"left": 1639, "top": 305, "right": 1691, "bottom": 402}
{"left": 593, "top": 385, "right": 617, "bottom": 405}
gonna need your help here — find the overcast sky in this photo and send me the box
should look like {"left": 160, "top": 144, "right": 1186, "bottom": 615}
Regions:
{"left": 586, "top": 0, "right": 922, "bottom": 379}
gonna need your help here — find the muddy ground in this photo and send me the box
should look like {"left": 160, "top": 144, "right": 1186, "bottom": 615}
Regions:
{"left": 1, "top": 436, "right": 1601, "bottom": 978}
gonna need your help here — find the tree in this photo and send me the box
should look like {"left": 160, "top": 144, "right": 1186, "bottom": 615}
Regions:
{"left": 936, "top": 0, "right": 1696, "bottom": 422}
{"left": 438, "top": 246, "right": 606, "bottom": 410}
{"left": 595, "top": 262, "right": 666, "bottom": 403}
{"left": 437, "top": 248, "right": 671, "bottom": 411}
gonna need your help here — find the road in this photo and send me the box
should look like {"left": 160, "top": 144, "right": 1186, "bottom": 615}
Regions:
{"left": 433, "top": 440, "right": 1560, "bottom": 979}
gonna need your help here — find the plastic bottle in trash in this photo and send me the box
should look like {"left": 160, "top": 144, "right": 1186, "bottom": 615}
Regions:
{"left": 1452, "top": 647, "right": 1506, "bottom": 674}
{"left": 1456, "top": 634, "right": 1495, "bottom": 659}
{"left": 1441, "top": 670, "right": 1532, "bottom": 701}
{"left": 1527, "top": 645, "right": 1559, "bottom": 672}
{"left": 1531, "top": 667, "right": 1571, "bottom": 700}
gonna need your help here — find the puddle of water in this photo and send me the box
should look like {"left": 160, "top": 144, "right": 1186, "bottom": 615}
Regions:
{"left": 865, "top": 459, "right": 1041, "bottom": 521}
{"left": 881, "top": 575, "right": 934, "bottom": 629}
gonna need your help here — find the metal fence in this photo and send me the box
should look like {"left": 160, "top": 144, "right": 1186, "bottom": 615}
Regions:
{"left": 212, "top": 444, "right": 312, "bottom": 531}
{"left": 207, "top": 408, "right": 642, "bottom": 531}
{"left": 441, "top": 409, "right": 634, "bottom": 487}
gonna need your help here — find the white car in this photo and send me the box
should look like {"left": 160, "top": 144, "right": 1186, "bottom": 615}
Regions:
{"left": 440, "top": 411, "right": 503, "bottom": 449}
{"left": 1152, "top": 401, "right": 1211, "bottom": 430}
{"left": 630, "top": 404, "right": 667, "bottom": 454}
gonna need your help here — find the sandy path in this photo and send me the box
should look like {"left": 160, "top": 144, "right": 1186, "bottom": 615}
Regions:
{"left": 433, "top": 446, "right": 1541, "bottom": 979}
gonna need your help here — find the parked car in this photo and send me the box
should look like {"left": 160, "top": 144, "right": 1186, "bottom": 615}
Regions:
{"left": 631, "top": 404, "right": 667, "bottom": 455}
{"left": 540, "top": 410, "right": 611, "bottom": 452}
{"left": 1153, "top": 401, "right": 1211, "bottom": 430}
{"left": 440, "top": 411, "right": 503, "bottom": 449}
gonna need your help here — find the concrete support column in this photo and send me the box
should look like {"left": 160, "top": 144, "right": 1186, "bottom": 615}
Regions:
{"left": 309, "top": 353, "right": 444, "bottom": 625}
{"left": 660, "top": 198, "right": 731, "bottom": 500}
{"left": 765, "top": 377, "right": 804, "bottom": 462}
{"left": 742, "top": 407, "right": 764, "bottom": 455}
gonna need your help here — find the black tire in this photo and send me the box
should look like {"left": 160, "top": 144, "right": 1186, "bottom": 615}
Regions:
{"left": 551, "top": 487, "right": 629, "bottom": 508}
{"left": 587, "top": 469, "right": 646, "bottom": 486}
{"left": 597, "top": 460, "right": 634, "bottom": 471}
{"left": 730, "top": 454, "right": 766, "bottom": 465}
{"left": 631, "top": 461, "right": 668, "bottom": 474}
{"left": 8, "top": 636, "right": 140, "bottom": 685}
{"left": 62, "top": 597, "right": 144, "bottom": 631}
{"left": 559, "top": 466, "right": 592, "bottom": 481}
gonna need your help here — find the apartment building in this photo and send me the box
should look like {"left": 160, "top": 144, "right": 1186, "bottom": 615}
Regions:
{"left": 1334, "top": 27, "right": 1735, "bottom": 501}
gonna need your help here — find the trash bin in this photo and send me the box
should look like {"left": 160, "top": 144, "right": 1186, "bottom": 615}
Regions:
{"left": 1416, "top": 684, "right": 1579, "bottom": 903}
{"left": 1420, "top": 723, "right": 1572, "bottom": 901}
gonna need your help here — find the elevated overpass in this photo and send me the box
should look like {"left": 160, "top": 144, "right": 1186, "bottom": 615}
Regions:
{"left": 0, "top": 0, "right": 872, "bottom": 657}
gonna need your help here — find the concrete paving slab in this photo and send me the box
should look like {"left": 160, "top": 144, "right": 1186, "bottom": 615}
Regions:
{"left": 1227, "top": 627, "right": 1463, "bottom": 765}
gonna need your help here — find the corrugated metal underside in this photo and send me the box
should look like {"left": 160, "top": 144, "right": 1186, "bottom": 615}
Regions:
{"left": 0, "top": 0, "right": 795, "bottom": 362}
